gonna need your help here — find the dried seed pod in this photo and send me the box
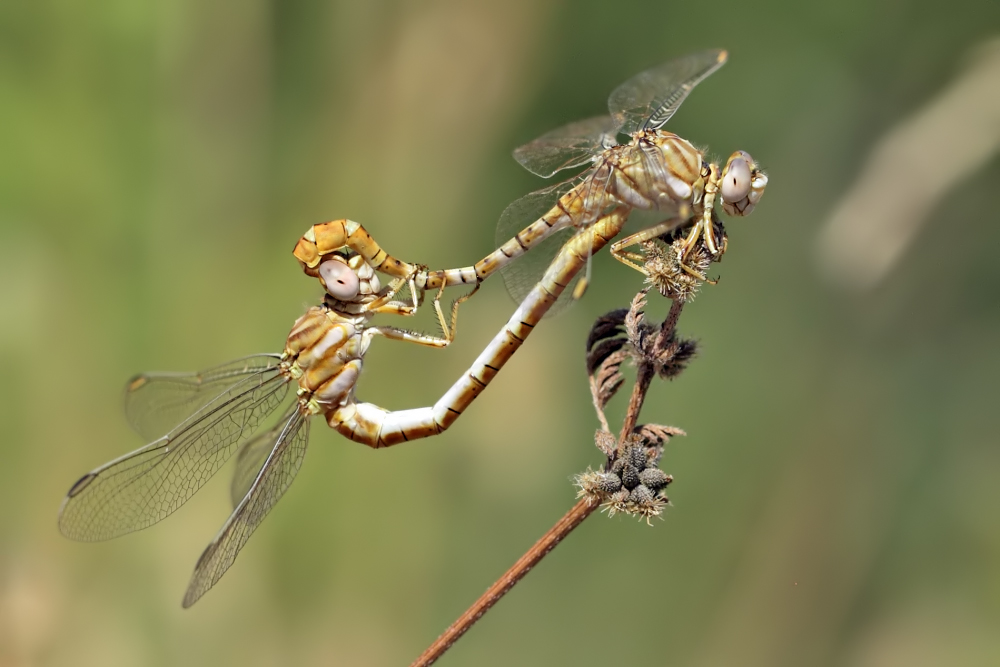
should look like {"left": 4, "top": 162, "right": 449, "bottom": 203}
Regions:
{"left": 598, "top": 473, "right": 623, "bottom": 494}
{"left": 627, "top": 444, "right": 648, "bottom": 472}
{"left": 629, "top": 484, "right": 654, "bottom": 505}
{"left": 638, "top": 467, "right": 671, "bottom": 491}
{"left": 611, "top": 457, "right": 625, "bottom": 477}
{"left": 622, "top": 463, "right": 641, "bottom": 490}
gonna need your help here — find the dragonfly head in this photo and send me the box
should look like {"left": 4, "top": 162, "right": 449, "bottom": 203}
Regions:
{"left": 318, "top": 254, "right": 382, "bottom": 304}
{"left": 720, "top": 151, "right": 767, "bottom": 217}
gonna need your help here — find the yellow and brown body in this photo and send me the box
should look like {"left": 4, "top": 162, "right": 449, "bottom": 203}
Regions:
{"left": 419, "top": 129, "right": 756, "bottom": 291}
{"left": 293, "top": 219, "right": 420, "bottom": 281}
{"left": 284, "top": 306, "right": 370, "bottom": 414}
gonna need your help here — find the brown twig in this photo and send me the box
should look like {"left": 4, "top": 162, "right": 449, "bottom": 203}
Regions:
{"left": 618, "top": 298, "right": 684, "bottom": 445}
{"left": 411, "top": 295, "right": 688, "bottom": 665}
{"left": 409, "top": 496, "right": 600, "bottom": 667}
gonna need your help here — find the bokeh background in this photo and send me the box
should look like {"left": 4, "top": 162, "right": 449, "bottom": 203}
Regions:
{"left": 2, "top": 1, "right": 999, "bottom": 665}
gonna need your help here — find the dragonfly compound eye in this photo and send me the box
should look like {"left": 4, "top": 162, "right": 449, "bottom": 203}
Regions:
{"left": 319, "top": 259, "right": 361, "bottom": 301}
{"left": 720, "top": 156, "right": 752, "bottom": 204}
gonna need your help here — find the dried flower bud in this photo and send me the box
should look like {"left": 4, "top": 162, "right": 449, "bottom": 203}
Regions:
{"left": 594, "top": 430, "right": 617, "bottom": 458}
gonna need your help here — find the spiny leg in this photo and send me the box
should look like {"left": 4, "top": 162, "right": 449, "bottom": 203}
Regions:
{"left": 610, "top": 216, "right": 687, "bottom": 276}
{"left": 367, "top": 281, "right": 480, "bottom": 348}
{"left": 436, "top": 281, "right": 480, "bottom": 343}
{"left": 358, "top": 273, "right": 414, "bottom": 313}
{"left": 678, "top": 163, "right": 724, "bottom": 275}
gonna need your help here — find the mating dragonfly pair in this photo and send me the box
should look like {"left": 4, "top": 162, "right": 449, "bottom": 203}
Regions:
{"left": 58, "top": 49, "right": 767, "bottom": 607}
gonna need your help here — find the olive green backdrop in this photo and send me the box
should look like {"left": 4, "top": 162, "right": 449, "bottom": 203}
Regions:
{"left": 1, "top": 1, "right": 999, "bottom": 665}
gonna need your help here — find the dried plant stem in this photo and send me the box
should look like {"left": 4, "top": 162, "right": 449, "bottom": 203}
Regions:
{"left": 618, "top": 298, "right": 684, "bottom": 445}
{"left": 410, "top": 496, "right": 600, "bottom": 667}
{"left": 412, "top": 297, "right": 685, "bottom": 666}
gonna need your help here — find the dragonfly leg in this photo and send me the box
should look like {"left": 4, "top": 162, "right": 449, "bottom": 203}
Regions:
{"left": 666, "top": 223, "right": 711, "bottom": 282}
{"left": 369, "top": 280, "right": 480, "bottom": 346}
{"left": 293, "top": 219, "right": 422, "bottom": 281}
{"left": 610, "top": 216, "right": 687, "bottom": 275}
{"left": 358, "top": 261, "right": 432, "bottom": 315}
{"left": 682, "top": 163, "right": 724, "bottom": 265}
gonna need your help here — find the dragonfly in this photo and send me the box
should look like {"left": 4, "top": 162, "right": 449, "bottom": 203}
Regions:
{"left": 283, "top": 50, "right": 769, "bottom": 471}
{"left": 60, "top": 50, "right": 769, "bottom": 607}
{"left": 411, "top": 49, "right": 768, "bottom": 306}
{"left": 58, "top": 233, "right": 478, "bottom": 607}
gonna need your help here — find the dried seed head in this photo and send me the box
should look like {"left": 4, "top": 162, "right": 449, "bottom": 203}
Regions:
{"left": 574, "top": 469, "right": 624, "bottom": 501}
{"left": 641, "top": 236, "right": 715, "bottom": 303}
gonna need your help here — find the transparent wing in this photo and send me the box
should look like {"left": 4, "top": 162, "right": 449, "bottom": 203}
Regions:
{"left": 124, "top": 355, "right": 283, "bottom": 443}
{"left": 496, "top": 165, "right": 618, "bottom": 315}
{"left": 183, "top": 409, "right": 309, "bottom": 608}
{"left": 229, "top": 423, "right": 283, "bottom": 509}
{"left": 512, "top": 115, "right": 618, "bottom": 178}
{"left": 58, "top": 368, "right": 290, "bottom": 542}
{"left": 608, "top": 50, "right": 727, "bottom": 135}
{"left": 496, "top": 178, "right": 583, "bottom": 316}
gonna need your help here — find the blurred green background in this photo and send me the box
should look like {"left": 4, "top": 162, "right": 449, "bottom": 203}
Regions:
{"left": 2, "top": 0, "right": 999, "bottom": 665}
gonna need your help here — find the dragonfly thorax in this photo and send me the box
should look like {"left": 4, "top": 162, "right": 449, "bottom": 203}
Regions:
{"left": 284, "top": 306, "right": 367, "bottom": 410}
{"left": 605, "top": 131, "right": 705, "bottom": 213}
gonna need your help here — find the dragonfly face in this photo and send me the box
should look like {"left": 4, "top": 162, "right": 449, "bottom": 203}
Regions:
{"left": 318, "top": 254, "right": 383, "bottom": 303}
{"left": 720, "top": 150, "right": 767, "bottom": 217}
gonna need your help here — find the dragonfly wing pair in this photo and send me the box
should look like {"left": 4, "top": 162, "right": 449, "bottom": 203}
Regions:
{"left": 608, "top": 49, "right": 728, "bottom": 134}
{"left": 59, "top": 355, "right": 309, "bottom": 607}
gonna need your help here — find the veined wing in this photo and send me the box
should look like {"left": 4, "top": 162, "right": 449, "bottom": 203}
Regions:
{"left": 496, "top": 161, "right": 617, "bottom": 314}
{"left": 183, "top": 408, "right": 309, "bottom": 608}
{"left": 495, "top": 177, "right": 583, "bottom": 316}
{"left": 124, "top": 354, "right": 283, "bottom": 443}
{"left": 512, "top": 115, "right": 618, "bottom": 178}
{"left": 58, "top": 368, "right": 290, "bottom": 542}
{"left": 609, "top": 50, "right": 727, "bottom": 135}
{"left": 229, "top": 420, "right": 285, "bottom": 509}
